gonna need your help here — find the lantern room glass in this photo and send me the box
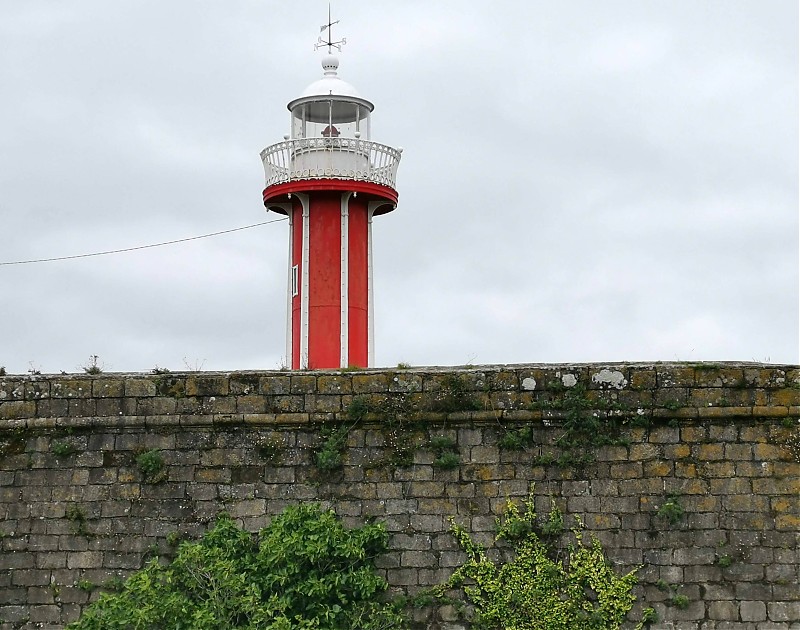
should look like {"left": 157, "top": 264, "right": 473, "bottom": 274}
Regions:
{"left": 290, "top": 99, "right": 371, "bottom": 141}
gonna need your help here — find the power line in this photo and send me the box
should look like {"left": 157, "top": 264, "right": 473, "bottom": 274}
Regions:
{"left": 0, "top": 218, "right": 287, "bottom": 266}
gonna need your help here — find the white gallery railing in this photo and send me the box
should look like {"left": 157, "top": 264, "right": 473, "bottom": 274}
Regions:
{"left": 260, "top": 138, "right": 402, "bottom": 190}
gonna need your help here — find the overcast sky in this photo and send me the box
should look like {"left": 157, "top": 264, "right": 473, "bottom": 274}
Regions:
{"left": 0, "top": 1, "right": 797, "bottom": 375}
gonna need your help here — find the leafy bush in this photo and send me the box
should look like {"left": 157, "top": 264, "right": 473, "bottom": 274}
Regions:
{"left": 136, "top": 448, "right": 167, "bottom": 483}
{"left": 68, "top": 504, "right": 406, "bottom": 630}
{"left": 441, "top": 495, "right": 645, "bottom": 630}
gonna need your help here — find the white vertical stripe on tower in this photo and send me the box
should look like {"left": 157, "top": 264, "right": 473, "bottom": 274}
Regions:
{"left": 339, "top": 192, "right": 353, "bottom": 368}
{"left": 297, "top": 193, "right": 310, "bottom": 369}
{"left": 366, "top": 203, "right": 379, "bottom": 368}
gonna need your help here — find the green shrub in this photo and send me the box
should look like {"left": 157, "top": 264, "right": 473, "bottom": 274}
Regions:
{"left": 68, "top": 505, "right": 406, "bottom": 630}
{"left": 440, "top": 495, "right": 646, "bottom": 630}
{"left": 136, "top": 449, "right": 167, "bottom": 483}
{"left": 657, "top": 494, "right": 684, "bottom": 525}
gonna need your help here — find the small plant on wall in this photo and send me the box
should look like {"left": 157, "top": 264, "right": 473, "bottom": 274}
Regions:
{"left": 65, "top": 503, "right": 91, "bottom": 537}
{"left": 429, "top": 435, "right": 460, "bottom": 469}
{"left": 135, "top": 449, "right": 167, "bottom": 484}
{"left": 51, "top": 439, "right": 77, "bottom": 457}
{"left": 314, "top": 424, "right": 350, "bottom": 471}
{"left": 656, "top": 493, "right": 684, "bottom": 526}
{"left": 81, "top": 355, "right": 104, "bottom": 375}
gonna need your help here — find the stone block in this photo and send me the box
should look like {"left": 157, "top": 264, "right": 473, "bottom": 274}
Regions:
{"left": 185, "top": 376, "right": 229, "bottom": 397}
{"left": 673, "top": 547, "right": 715, "bottom": 565}
{"left": 630, "top": 369, "right": 657, "bottom": 390}
{"left": 401, "top": 550, "right": 436, "bottom": 567}
{"left": 289, "top": 375, "right": 316, "bottom": 394}
{"left": 35, "top": 398, "right": 69, "bottom": 417}
{"left": 702, "top": 461, "right": 736, "bottom": 478}
{"left": 768, "top": 602, "right": 800, "bottom": 622}
{"left": 305, "top": 395, "right": 341, "bottom": 413}
{"left": 724, "top": 443, "right": 754, "bottom": 460}
{"left": 610, "top": 462, "right": 642, "bottom": 479}
{"left": 124, "top": 379, "right": 156, "bottom": 397}
{"left": 740, "top": 600, "right": 768, "bottom": 622}
{"left": 346, "top": 374, "right": 386, "bottom": 393}
{"left": 92, "top": 379, "right": 124, "bottom": 398}
{"left": 754, "top": 443, "right": 787, "bottom": 461}
{"left": 649, "top": 426, "right": 680, "bottom": 443}
{"left": 51, "top": 379, "right": 93, "bottom": 399}
{"left": 24, "top": 380, "right": 50, "bottom": 401}
{"left": 272, "top": 397, "right": 305, "bottom": 413}
{"left": 680, "top": 425, "right": 707, "bottom": 442}
{"left": 596, "top": 445, "right": 629, "bottom": 462}
{"left": 667, "top": 599, "right": 706, "bottom": 621}
{"left": 259, "top": 375, "right": 290, "bottom": 395}
{"left": 29, "top": 604, "right": 62, "bottom": 623}
{"left": 389, "top": 373, "right": 422, "bottom": 393}
{"left": 657, "top": 366, "right": 695, "bottom": 387}
{"left": 67, "top": 551, "right": 103, "bottom": 569}
{"left": 11, "top": 569, "right": 51, "bottom": 586}
{"left": 722, "top": 494, "right": 769, "bottom": 512}
{"left": 628, "top": 442, "right": 660, "bottom": 460}
{"left": 0, "top": 400, "right": 35, "bottom": 420}
{"left": 644, "top": 460, "right": 673, "bottom": 477}
{"left": 386, "top": 568, "right": 418, "bottom": 586}
{"left": 316, "top": 375, "right": 353, "bottom": 395}
{"left": 772, "top": 388, "right": 800, "bottom": 406}
{"left": 600, "top": 496, "right": 639, "bottom": 513}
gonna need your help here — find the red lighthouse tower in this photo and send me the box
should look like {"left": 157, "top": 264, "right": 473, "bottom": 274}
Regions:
{"left": 261, "top": 22, "right": 401, "bottom": 370}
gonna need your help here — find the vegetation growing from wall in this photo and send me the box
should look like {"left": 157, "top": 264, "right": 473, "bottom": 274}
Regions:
{"left": 515, "top": 380, "right": 638, "bottom": 470}
{"left": 437, "top": 495, "right": 651, "bottom": 630}
{"left": 135, "top": 448, "right": 168, "bottom": 484}
{"left": 68, "top": 504, "right": 406, "bottom": 630}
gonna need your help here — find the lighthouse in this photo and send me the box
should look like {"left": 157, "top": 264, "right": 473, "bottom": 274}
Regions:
{"left": 261, "top": 18, "right": 402, "bottom": 370}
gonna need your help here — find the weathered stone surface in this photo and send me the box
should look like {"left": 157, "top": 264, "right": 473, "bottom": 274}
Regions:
{"left": 0, "top": 363, "right": 797, "bottom": 629}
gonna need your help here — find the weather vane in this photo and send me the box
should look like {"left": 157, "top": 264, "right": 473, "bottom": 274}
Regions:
{"left": 315, "top": 4, "right": 346, "bottom": 53}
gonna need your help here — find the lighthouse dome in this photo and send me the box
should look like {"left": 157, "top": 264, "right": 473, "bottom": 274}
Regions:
{"left": 299, "top": 55, "right": 362, "bottom": 99}
{"left": 287, "top": 54, "right": 374, "bottom": 140}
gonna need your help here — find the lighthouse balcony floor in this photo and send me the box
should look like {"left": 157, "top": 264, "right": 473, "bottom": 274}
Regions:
{"left": 261, "top": 137, "right": 401, "bottom": 190}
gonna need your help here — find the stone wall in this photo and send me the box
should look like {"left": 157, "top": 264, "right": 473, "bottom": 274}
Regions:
{"left": 1, "top": 362, "right": 798, "bottom": 629}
